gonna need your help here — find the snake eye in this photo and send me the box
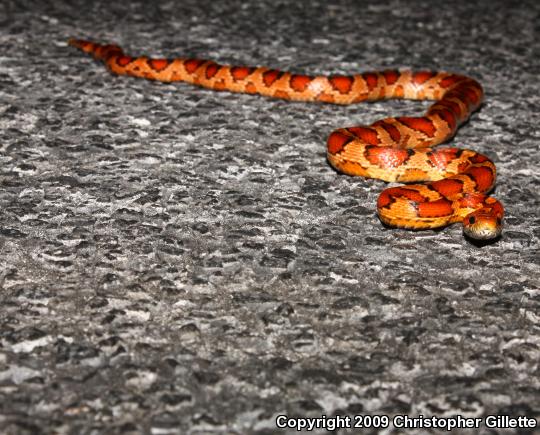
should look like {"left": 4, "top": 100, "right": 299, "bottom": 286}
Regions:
{"left": 468, "top": 216, "right": 476, "bottom": 224}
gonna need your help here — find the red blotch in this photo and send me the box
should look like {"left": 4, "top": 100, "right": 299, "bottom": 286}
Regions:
{"left": 347, "top": 127, "right": 379, "bottom": 145}
{"left": 437, "top": 99, "right": 463, "bottom": 119}
{"left": 440, "top": 75, "right": 463, "bottom": 88}
{"left": 117, "top": 56, "right": 133, "bottom": 67}
{"left": 382, "top": 70, "right": 400, "bottom": 85}
{"left": 413, "top": 71, "right": 435, "bottom": 84}
{"left": 458, "top": 161, "right": 471, "bottom": 173}
{"left": 263, "top": 70, "right": 283, "bottom": 87}
{"left": 362, "top": 72, "right": 379, "bottom": 91}
{"left": 377, "top": 190, "right": 393, "bottom": 208}
{"left": 465, "top": 166, "right": 495, "bottom": 192}
{"left": 290, "top": 75, "right": 312, "bottom": 92}
{"left": 329, "top": 76, "right": 353, "bottom": 94}
{"left": 327, "top": 131, "right": 353, "bottom": 154}
{"left": 378, "top": 187, "right": 426, "bottom": 209}
{"left": 462, "top": 86, "right": 481, "bottom": 106}
{"left": 417, "top": 198, "right": 453, "bottom": 217}
{"left": 389, "top": 187, "right": 426, "bottom": 203}
{"left": 373, "top": 120, "right": 401, "bottom": 143}
{"left": 205, "top": 63, "right": 220, "bottom": 79}
{"left": 365, "top": 146, "right": 410, "bottom": 168}
{"left": 459, "top": 193, "right": 486, "bottom": 208}
{"left": 94, "top": 46, "right": 109, "bottom": 59}
{"left": 445, "top": 89, "right": 472, "bottom": 109}
{"left": 398, "top": 117, "right": 436, "bottom": 138}
{"left": 231, "top": 66, "right": 254, "bottom": 81}
{"left": 149, "top": 58, "right": 170, "bottom": 72}
{"left": 430, "top": 179, "right": 464, "bottom": 197}
{"left": 469, "top": 153, "right": 489, "bottom": 164}
{"left": 184, "top": 59, "right": 205, "bottom": 74}
{"left": 428, "top": 148, "right": 460, "bottom": 169}
{"left": 431, "top": 109, "right": 457, "bottom": 131}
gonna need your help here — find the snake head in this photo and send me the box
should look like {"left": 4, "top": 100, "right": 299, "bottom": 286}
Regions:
{"left": 463, "top": 210, "right": 503, "bottom": 240}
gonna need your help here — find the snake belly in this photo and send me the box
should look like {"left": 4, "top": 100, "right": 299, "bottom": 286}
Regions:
{"left": 68, "top": 38, "right": 504, "bottom": 240}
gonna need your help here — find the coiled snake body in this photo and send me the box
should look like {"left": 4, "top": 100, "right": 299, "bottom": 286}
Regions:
{"left": 68, "top": 39, "right": 504, "bottom": 240}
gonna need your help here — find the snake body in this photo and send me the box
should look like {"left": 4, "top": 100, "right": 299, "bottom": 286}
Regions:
{"left": 68, "top": 39, "right": 504, "bottom": 240}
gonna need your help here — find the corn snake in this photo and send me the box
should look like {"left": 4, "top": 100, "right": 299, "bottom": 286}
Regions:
{"left": 68, "top": 38, "right": 504, "bottom": 240}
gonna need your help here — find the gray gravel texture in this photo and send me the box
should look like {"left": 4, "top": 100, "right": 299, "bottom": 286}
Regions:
{"left": 0, "top": 0, "right": 539, "bottom": 434}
